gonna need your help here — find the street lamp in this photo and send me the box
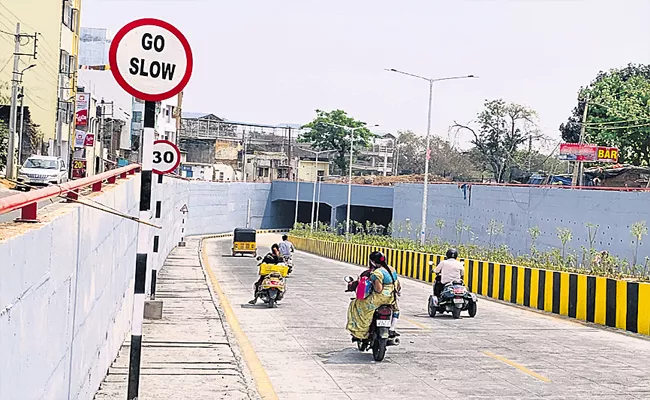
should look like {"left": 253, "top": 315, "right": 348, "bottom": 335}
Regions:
{"left": 386, "top": 68, "right": 477, "bottom": 244}
{"left": 301, "top": 148, "right": 335, "bottom": 230}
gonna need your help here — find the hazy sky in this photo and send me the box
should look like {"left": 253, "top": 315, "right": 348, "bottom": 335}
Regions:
{"left": 83, "top": 0, "right": 650, "bottom": 147}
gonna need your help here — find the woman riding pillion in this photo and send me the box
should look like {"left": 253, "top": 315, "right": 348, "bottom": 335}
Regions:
{"left": 346, "top": 251, "right": 401, "bottom": 340}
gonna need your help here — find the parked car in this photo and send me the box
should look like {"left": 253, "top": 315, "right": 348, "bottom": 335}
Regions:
{"left": 16, "top": 156, "right": 69, "bottom": 190}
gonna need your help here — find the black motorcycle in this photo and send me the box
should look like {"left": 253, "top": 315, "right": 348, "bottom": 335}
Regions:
{"left": 428, "top": 277, "right": 477, "bottom": 319}
{"left": 344, "top": 276, "right": 400, "bottom": 362}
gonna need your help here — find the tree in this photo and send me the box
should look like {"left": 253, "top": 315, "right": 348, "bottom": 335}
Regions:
{"left": 395, "top": 130, "right": 478, "bottom": 180}
{"left": 559, "top": 64, "right": 650, "bottom": 166}
{"left": 395, "top": 130, "right": 425, "bottom": 174}
{"left": 300, "top": 109, "right": 374, "bottom": 173}
{"left": 451, "top": 99, "right": 541, "bottom": 182}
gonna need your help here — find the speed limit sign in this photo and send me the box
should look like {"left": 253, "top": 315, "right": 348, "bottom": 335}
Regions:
{"left": 152, "top": 139, "right": 181, "bottom": 174}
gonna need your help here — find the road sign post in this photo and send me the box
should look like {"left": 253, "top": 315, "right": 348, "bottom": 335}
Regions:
{"left": 109, "top": 18, "right": 192, "bottom": 400}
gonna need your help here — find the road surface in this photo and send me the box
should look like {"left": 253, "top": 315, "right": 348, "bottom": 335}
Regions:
{"left": 204, "top": 234, "right": 650, "bottom": 400}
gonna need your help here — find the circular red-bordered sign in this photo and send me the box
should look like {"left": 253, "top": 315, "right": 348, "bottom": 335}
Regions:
{"left": 152, "top": 139, "right": 181, "bottom": 175}
{"left": 109, "top": 18, "right": 193, "bottom": 102}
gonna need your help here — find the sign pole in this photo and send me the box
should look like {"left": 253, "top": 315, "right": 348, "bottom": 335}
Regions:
{"left": 127, "top": 100, "right": 155, "bottom": 400}
{"left": 151, "top": 172, "right": 163, "bottom": 299}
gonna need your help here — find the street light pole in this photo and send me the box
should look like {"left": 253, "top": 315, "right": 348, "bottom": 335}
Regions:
{"left": 346, "top": 132, "right": 354, "bottom": 238}
{"left": 385, "top": 68, "right": 477, "bottom": 244}
{"left": 311, "top": 151, "right": 318, "bottom": 230}
{"left": 294, "top": 178, "right": 300, "bottom": 228}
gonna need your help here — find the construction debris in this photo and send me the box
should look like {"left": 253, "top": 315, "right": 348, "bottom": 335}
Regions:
{"left": 323, "top": 174, "right": 451, "bottom": 186}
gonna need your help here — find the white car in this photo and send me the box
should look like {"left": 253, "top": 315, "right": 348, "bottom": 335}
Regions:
{"left": 17, "top": 156, "right": 69, "bottom": 189}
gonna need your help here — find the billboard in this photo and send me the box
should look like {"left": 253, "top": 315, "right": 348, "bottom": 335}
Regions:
{"left": 559, "top": 144, "right": 618, "bottom": 163}
{"left": 75, "top": 93, "right": 89, "bottom": 126}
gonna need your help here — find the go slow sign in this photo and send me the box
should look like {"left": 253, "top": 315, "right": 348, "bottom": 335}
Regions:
{"left": 109, "top": 18, "right": 193, "bottom": 102}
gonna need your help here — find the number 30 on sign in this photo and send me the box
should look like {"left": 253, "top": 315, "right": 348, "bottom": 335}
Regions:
{"left": 152, "top": 139, "right": 181, "bottom": 174}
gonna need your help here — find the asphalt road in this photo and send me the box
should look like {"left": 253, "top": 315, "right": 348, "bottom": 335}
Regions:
{"left": 205, "top": 235, "right": 650, "bottom": 400}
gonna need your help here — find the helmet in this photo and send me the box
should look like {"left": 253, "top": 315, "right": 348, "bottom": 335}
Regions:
{"left": 369, "top": 251, "right": 386, "bottom": 267}
{"left": 445, "top": 248, "right": 458, "bottom": 259}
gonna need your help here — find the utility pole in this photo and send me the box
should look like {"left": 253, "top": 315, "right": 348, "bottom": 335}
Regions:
{"left": 18, "top": 87, "right": 25, "bottom": 166}
{"left": 7, "top": 23, "right": 21, "bottom": 179}
{"left": 572, "top": 95, "right": 590, "bottom": 187}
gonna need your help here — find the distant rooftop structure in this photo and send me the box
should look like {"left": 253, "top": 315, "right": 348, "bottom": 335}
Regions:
{"left": 180, "top": 111, "right": 306, "bottom": 140}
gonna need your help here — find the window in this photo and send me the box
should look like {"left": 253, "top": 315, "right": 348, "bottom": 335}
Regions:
{"left": 264, "top": 168, "right": 269, "bottom": 177}
{"left": 62, "top": 1, "right": 74, "bottom": 30}
{"left": 317, "top": 170, "right": 325, "bottom": 177}
{"left": 132, "top": 111, "right": 142, "bottom": 123}
{"left": 219, "top": 172, "right": 224, "bottom": 182}
{"left": 60, "top": 50, "right": 70, "bottom": 74}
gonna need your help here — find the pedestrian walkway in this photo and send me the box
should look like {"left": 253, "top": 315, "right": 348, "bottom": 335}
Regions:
{"left": 94, "top": 238, "right": 259, "bottom": 400}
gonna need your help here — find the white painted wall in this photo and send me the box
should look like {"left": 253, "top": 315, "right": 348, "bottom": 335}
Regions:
{"left": 0, "top": 178, "right": 276, "bottom": 400}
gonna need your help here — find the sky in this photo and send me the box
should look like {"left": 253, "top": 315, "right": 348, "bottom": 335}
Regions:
{"left": 82, "top": 0, "right": 650, "bottom": 148}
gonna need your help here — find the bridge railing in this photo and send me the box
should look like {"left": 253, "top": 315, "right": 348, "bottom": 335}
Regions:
{"left": 0, "top": 164, "right": 140, "bottom": 221}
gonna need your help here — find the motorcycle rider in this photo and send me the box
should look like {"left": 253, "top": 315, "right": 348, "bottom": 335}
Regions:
{"left": 433, "top": 248, "right": 465, "bottom": 297}
{"left": 279, "top": 235, "right": 294, "bottom": 259}
{"left": 279, "top": 235, "right": 294, "bottom": 272}
{"left": 346, "top": 251, "right": 401, "bottom": 340}
{"left": 248, "top": 244, "right": 282, "bottom": 305}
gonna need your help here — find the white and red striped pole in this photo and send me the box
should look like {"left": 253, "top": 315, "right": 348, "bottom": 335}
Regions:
{"left": 127, "top": 100, "right": 155, "bottom": 400}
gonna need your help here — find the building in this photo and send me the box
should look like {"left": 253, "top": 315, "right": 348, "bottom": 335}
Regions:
{"left": 79, "top": 27, "right": 110, "bottom": 67}
{"left": 244, "top": 152, "right": 293, "bottom": 182}
{"left": 0, "top": 0, "right": 82, "bottom": 166}
{"left": 353, "top": 133, "right": 396, "bottom": 176}
{"left": 298, "top": 159, "right": 331, "bottom": 181}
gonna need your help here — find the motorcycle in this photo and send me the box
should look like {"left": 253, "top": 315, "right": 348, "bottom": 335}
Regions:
{"left": 283, "top": 254, "right": 294, "bottom": 274}
{"left": 428, "top": 276, "right": 477, "bottom": 319}
{"left": 344, "top": 276, "right": 400, "bottom": 362}
{"left": 255, "top": 256, "right": 288, "bottom": 308}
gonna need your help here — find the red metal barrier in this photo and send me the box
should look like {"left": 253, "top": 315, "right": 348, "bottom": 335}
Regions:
{"left": 0, "top": 164, "right": 141, "bottom": 221}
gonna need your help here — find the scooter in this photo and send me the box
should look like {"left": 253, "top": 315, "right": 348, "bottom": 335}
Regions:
{"left": 344, "top": 276, "right": 400, "bottom": 362}
{"left": 428, "top": 275, "right": 477, "bottom": 319}
{"left": 255, "top": 256, "right": 288, "bottom": 308}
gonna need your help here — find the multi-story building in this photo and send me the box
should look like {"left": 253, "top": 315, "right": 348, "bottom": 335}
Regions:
{"left": 0, "top": 0, "right": 82, "bottom": 165}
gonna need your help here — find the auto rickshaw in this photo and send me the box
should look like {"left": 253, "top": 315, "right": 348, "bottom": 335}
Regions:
{"left": 232, "top": 228, "right": 257, "bottom": 257}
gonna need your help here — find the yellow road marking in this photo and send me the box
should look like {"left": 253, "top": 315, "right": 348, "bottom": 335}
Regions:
{"left": 402, "top": 317, "right": 431, "bottom": 331}
{"left": 201, "top": 239, "right": 278, "bottom": 400}
{"left": 482, "top": 351, "right": 551, "bottom": 383}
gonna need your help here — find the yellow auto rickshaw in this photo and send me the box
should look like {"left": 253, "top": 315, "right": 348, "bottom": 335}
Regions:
{"left": 232, "top": 228, "right": 257, "bottom": 257}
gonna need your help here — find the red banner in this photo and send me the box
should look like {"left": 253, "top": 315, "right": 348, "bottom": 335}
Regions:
{"left": 75, "top": 93, "right": 89, "bottom": 127}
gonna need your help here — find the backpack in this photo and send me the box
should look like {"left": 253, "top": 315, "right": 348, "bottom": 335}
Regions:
{"left": 356, "top": 275, "right": 372, "bottom": 300}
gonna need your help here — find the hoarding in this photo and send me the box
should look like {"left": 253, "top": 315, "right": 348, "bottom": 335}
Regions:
{"left": 558, "top": 144, "right": 618, "bottom": 163}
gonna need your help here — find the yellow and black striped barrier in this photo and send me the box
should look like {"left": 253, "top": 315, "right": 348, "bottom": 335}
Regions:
{"left": 202, "top": 228, "right": 289, "bottom": 240}
{"left": 290, "top": 236, "right": 650, "bottom": 336}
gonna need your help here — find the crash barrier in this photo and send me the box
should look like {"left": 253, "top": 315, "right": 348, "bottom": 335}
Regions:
{"left": 290, "top": 236, "right": 650, "bottom": 336}
{"left": 0, "top": 164, "right": 140, "bottom": 221}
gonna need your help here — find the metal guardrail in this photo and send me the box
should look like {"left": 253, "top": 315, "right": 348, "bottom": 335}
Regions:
{"left": 0, "top": 164, "right": 140, "bottom": 221}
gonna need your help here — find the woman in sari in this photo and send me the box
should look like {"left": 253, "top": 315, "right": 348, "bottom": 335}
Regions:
{"left": 346, "top": 251, "right": 401, "bottom": 340}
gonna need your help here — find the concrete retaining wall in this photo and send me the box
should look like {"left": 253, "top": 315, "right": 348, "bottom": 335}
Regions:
{"left": 392, "top": 183, "right": 650, "bottom": 263}
{"left": 0, "top": 179, "right": 276, "bottom": 400}
{"left": 290, "top": 235, "right": 650, "bottom": 336}
{"left": 0, "top": 177, "right": 141, "bottom": 400}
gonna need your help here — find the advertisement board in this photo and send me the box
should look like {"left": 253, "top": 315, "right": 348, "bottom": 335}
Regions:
{"left": 72, "top": 159, "right": 87, "bottom": 179}
{"left": 559, "top": 144, "right": 619, "bottom": 163}
{"left": 75, "top": 93, "right": 90, "bottom": 126}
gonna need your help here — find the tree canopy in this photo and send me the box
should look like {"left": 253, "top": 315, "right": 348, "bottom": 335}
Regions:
{"left": 395, "top": 130, "right": 477, "bottom": 180}
{"left": 300, "top": 109, "right": 375, "bottom": 173}
{"left": 560, "top": 64, "right": 650, "bottom": 166}
{"left": 451, "top": 99, "right": 541, "bottom": 182}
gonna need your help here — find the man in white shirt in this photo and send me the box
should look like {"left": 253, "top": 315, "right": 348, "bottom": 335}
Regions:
{"left": 279, "top": 235, "right": 294, "bottom": 260}
{"left": 433, "top": 248, "right": 465, "bottom": 296}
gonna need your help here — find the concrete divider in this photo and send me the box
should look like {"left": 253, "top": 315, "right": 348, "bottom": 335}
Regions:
{"left": 290, "top": 236, "right": 650, "bottom": 336}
